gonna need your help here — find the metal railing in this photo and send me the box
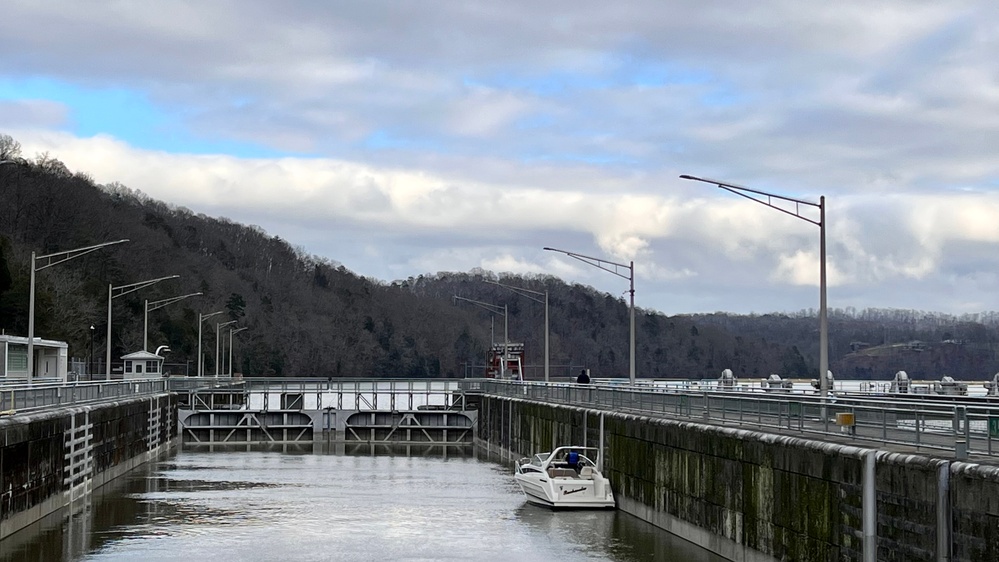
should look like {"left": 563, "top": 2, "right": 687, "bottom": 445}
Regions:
{"left": 173, "top": 377, "right": 465, "bottom": 411}
{"left": 477, "top": 380, "right": 999, "bottom": 459}
{"left": 13, "top": 375, "right": 994, "bottom": 458}
{"left": 0, "top": 379, "right": 168, "bottom": 415}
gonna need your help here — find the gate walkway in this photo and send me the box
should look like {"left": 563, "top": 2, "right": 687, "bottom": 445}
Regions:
{"left": 172, "top": 378, "right": 476, "bottom": 446}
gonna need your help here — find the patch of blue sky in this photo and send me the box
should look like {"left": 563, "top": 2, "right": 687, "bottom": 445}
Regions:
{"left": 514, "top": 113, "right": 557, "bottom": 131}
{"left": 607, "top": 58, "right": 746, "bottom": 107}
{"left": 608, "top": 60, "right": 745, "bottom": 107}
{"left": 699, "top": 86, "right": 747, "bottom": 108}
{"left": 608, "top": 57, "right": 713, "bottom": 88}
{"left": 0, "top": 77, "right": 166, "bottom": 138}
{"left": 0, "top": 77, "right": 294, "bottom": 159}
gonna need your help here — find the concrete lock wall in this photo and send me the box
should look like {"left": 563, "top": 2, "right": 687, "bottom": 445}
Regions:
{"left": 479, "top": 396, "right": 999, "bottom": 562}
{"left": 0, "top": 393, "right": 178, "bottom": 540}
{"left": 950, "top": 463, "right": 999, "bottom": 560}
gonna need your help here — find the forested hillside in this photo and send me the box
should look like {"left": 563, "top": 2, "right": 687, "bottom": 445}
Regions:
{"left": 3, "top": 133, "right": 999, "bottom": 380}
{"left": 693, "top": 310, "right": 999, "bottom": 380}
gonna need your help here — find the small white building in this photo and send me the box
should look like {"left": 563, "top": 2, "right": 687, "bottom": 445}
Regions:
{"left": 0, "top": 334, "right": 70, "bottom": 381}
{"left": 120, "top": 350, "right": 166, "bottom": 378}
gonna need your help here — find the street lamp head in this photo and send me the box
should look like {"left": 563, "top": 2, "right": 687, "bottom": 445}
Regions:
{"left": 679, "top": 174, "right": 729, "bottom": 188}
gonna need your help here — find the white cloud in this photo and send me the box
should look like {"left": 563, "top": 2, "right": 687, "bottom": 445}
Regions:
{"left": 3, "top": 1, "right": 999, "bottom": 315}
{"left": 13, "top": 128, "right": 999, "bottom": 314}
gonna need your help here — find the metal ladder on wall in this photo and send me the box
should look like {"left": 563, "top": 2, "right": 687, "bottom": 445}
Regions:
{"left": 147, "top": 396, "right": 162, "bottom": 453}
{"left": 63, "top": 411, "right": 94, "bottom": 505}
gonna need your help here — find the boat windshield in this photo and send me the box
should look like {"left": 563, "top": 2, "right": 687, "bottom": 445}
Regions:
{"left": 550, "top": 449, "right": 597, "bottom": 467}
{"left": 532, "top": 453, "right": 550, "bottom": 465}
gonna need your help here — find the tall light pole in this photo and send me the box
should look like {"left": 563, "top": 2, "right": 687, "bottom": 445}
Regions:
{"left": 228, "top": 327, "right": 248, "bottom": 377}
{"left": 107, "top": 275, "right": 178, "bottom": 379}
{"left": 680, "top": 174, "right": 828, "bottom": 403}
{"left": 487, "top": 280, "right": 549, "bottom": 382}
{"left": 26, "top": 239, "right": 128, "bottom": 383}
{"left": 454, "top": 296, "right": 508, "bottom": 378}
{"left": 544, "top": 247, "right": 635, "bottom": 384}
{"left": 144, "top": 292, "right": 202, "bottom": 350}
{"left": 215, "top": 320, "right": 236, "bottom": 377}
{"left": 198, "top": 311, "right": 223, "bottom": 377}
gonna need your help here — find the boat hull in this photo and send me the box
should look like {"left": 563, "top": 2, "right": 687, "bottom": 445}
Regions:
{"left": 513, "top": 472, "right": 615, "bottom": 509}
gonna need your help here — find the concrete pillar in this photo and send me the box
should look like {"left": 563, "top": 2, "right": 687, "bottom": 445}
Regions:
{"left": 937, "top": 462, "right": 951, "bottom": 562}
{"left": 863, "top": 450, "right": 877, "bottom": 562}
{"left": 598, "top": 413, "right": 605, "bottom": 472}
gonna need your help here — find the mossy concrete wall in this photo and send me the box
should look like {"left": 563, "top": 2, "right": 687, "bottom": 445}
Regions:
{"left": 874, "top": 453, "right": 944, "bottom": 561}
{"left": 0, "top": 393, "right": 177, "bottom": 540}
{"left": 480, "top": 395, "right": 999, "bottom": 562}
{"left": 951, "top": 462, "right": 999, "bottom": 560}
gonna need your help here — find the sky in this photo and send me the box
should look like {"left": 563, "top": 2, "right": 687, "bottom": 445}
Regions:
{"left": 1, "top": 1, "right": 998, "bottom": 317}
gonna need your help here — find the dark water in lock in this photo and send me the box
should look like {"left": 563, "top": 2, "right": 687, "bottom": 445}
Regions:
{"left": 1, "top": 447, "right": 725, "bottom": 562}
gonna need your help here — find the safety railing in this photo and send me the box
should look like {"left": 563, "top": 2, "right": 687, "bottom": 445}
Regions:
{"left": 478, "top": 380, "right": 999, "bottom": 459}
{"left": 174, "top": 377, "right": 464, "bottom": 411}
{"left": 0, "top": 379, "right": 168, "bottom": 415}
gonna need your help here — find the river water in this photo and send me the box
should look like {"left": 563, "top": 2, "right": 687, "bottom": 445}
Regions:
{"left": 1, "top": 447, "right": 725, "bottom": 562}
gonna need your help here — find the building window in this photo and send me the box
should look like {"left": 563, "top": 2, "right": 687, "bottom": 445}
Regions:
{"left": 135, "top": 362, "right": 143, "bottom": 374}
{"left": 126, "top": 361, "right": 133, "bottom": 373}
{"left": 7, "top": 346, "right": 28, "bottom": 371}
{"left": 146, "top": 360, "right": 158, "bottom": 373}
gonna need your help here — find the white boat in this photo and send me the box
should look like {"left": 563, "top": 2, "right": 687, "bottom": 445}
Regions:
{"left": 513, "top": 446, "right": 615, "bottom": 509}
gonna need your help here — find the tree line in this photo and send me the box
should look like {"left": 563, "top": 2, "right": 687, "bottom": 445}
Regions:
{"left": 3, "top": 133, "right": 999, "bottom": 380}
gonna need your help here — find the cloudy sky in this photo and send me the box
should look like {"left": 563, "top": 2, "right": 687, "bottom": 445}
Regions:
{"left": 2, "top": 1, "right": 997, "bottom": 316}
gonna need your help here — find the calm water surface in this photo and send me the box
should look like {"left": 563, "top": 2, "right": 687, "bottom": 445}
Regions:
{"left": 1, "top": 448, "right": 724, "bottom": 562}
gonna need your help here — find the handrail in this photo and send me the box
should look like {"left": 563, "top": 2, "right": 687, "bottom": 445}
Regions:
{"left": 172, "top": 377, "right": 465, "bottom": 412}
{"left": 477, "top": 380, "right": 999, "bottom": 459}
{"left": 12, "top": 376, "right": 996, "bottom": 459}
{"left": 0, "top": 379, "right": 168, "bottom": 416}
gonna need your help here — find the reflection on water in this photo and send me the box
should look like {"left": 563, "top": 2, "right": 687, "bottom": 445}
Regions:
{"left": 1, "top": 446, "right": 725, "bottom": 562}
{"left": 0, "top": 469, "right": 152, "bottom": 562}
{"left": 514, "top": 505, "right": 726, "bottom": 562}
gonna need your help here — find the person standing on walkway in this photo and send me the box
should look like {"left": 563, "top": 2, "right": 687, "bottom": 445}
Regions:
{"left": 576, "top": 369, "right": 590, "bottom": 384}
